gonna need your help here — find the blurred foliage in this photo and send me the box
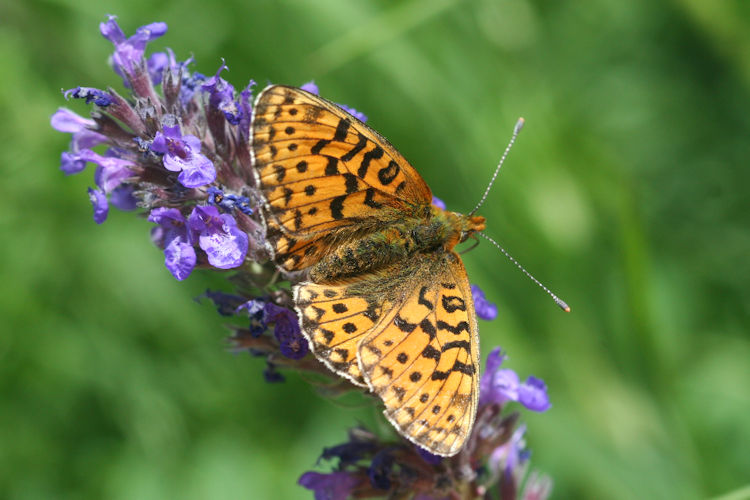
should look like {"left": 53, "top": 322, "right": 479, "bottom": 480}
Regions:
{"left": 1, "top": 0, "right": 749, "bottom": 498}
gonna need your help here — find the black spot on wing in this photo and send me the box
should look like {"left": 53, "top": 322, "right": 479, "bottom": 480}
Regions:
{"left": 419, "top": 318, "right": 437, "bottom": 340}
{"left": 343, "top": 173, "right": 359, "bottom": 194}
{"left": 330, "top": 195, "right": 346, "bottom": 219}
{"left": 358, "top": 145, "right": 384, "bottom": 179}
{"left": 422, "top": 345, "right": 441, "bottom": 360}
{"left": 320, "top": 328, "right": 334, "bottom": 344}
{"left": 394, "top": 314, "right": 417, "bottom": 333}
{"left": 363, "top": 188, "right": 383, "bottom": 209}
{"left": 418, "top": 287, "right": 433, "bottom": 310}
{"left": 441, "top": 295, "right": 466, "bottom": 313}
{"left": 378, "top": 160, "right": 400, "bottom": 185}
{"left": 334, "top": 348, "right": 348, "bottom": 359}
{"left": 325, "top": 156, "right": 339, "bottom": 176}
{"left": 436, "top": 320, "right": 470, "bottom": 335}
{"left": 442, "top": 340, "right": 471, "bottom": 353}
{"left": 274, "top": 164, "right": 285, "bottom": 182}
{"left": 365, "top": 344, "right": 382, "bottom": 356}
{"left": 333, "top": 118, "right": 351, "bottom": 141}
{"left": 451, "top": 360, "right": 475, "bottom": 375}
{"left": 392, "top": 386, "right": 406, "bottom": 402}
{"left": 341, "top": 133, "right": 367, "bottom": 162}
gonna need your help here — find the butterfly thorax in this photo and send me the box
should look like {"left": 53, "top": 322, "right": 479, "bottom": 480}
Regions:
{"left": 308, "top": 205, "right": 485, "bottom": 284}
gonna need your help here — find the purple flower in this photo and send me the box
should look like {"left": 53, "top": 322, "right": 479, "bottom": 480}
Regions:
{"left": 50, "top": 108, "right": 107, "bottom": 151}
{"left": 321, "top": 440, "right": 377, "bottom": 468}
{"left": 202, "top": 62, "right": 240, "bottom": 125}
{"left": 416, "top": 446, "right": 443, "bottom": 465}
{"left": 151, "top": 121, "right": 216, "bottom": 188}
{"left": 301, "top": 81, "right": 319, "bottom": 95}
{"left": 431, "top": 196, "right": 447, "bottom": 210}
{"left": 237, "top": 81, "right": 255, "bottom": 141}
{"left": 517, "top": 376, "right": 551, "bottom": 412}
{"left": 489, "top": 424, "right": 529, "bottom": 477}
{"left": 109, "top": 184, "right": 137, "bottom": 211}
{"left": 368, "top": 449, "right": 394, "bottom": 489}
{"left": 471, "top": 284, "right": 498, "bottom": 320}
{"left": 148, "top": 207, "right": 196, "bottom": 280}
{"left": 479, "top": 347, "right": 551, "bottom": 411}
{"left": 61, "top": 148, "right": 133, "bottom": 179}
{"left": 188, "top": 206, "right": 248, "bottom": 269}
{"left": 61, "top": 149, "right": 136, "bottom": 222}
{"left": 207, "top": 187, "right": 253, "bottom": 215}
{"left": 179, "top": 68, "right": 207, "bottom": 107}
{"left": 100, "top": 16, "right": 167, "bottom": 80}
{"left": 236, "top": 299, "right": 269, "bottom": 337}
{"left": 63, "top": 87, "right": 113, "bottom": 107}
{"left": 263, "top": 361, "right": 285, "bottom": 383}
{"left": 263, "top": 302, "right": 308, "bottom": 360}
{"left": 146, "top": 51, "right": 169, "bottom": 85}
{"left": 60, "top": 152, "right": 88, "bottom": 175}
{"left": 88, "top": 187, "right": 108, "bottom": 224}
{"left": 90, "top": 151, "right": 135, "bottom": 192}
{"left": 298, "top": 471, "right": 361, "bottom": 500}
{"left": 337, "top": 103, "right": 368, "bottom": 123}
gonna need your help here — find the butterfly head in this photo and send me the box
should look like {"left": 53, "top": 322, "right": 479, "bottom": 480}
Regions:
{"left": 437, "top": 209, "right": 485, "bottom": 251}
{"left": 458, "top": 214, "right": 486, "bottom": 243}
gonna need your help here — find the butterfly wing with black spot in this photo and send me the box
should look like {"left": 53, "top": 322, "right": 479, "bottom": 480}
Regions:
{"left": 357, "top": 252, "right": 479, "bottom": 457}
{"left": 251, "top": 85, "right": 432, "bottom": 272}
{"left": 294, "top": 281, "right": 388, "bottom": 387}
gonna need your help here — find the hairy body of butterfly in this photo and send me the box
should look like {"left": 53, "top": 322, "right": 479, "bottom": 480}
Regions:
{"left": 250, "top": 85, "right": 485, "bottom": 456}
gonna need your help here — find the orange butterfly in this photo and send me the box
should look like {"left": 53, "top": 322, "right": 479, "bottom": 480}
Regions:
{"left": 250, "top": 85, "right": 485, "bottom": 456}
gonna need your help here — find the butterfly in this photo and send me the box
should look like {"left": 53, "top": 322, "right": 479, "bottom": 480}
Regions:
{"left": 250, "top": 85, "right": 486, "bottom": 456}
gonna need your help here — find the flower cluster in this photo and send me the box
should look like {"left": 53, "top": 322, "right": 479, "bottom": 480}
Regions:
{"left": 51, "top": 16, "right": 550, "bottom": 499}
{"left": 298, "top": 349, "right": 552, "bottom": 500}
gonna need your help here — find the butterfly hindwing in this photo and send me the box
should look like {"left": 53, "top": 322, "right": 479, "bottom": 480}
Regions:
{"left": 358, "top": 253, "right": 479, "bottom": 456}
{"left": 294, "top": 281, "right": 387, "bottom": 387}
{"left": 251, "top": 85, "right": 432, "bottom": 272}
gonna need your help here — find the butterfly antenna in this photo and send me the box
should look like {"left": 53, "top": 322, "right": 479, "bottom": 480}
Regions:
{"left": 469, "top": 117, "right": 525, "bottom": 216}
{"left": 479, "top": 232, "right": 571, "bottom": 312}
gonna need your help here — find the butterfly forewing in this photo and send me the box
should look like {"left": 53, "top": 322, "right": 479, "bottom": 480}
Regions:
{"left": 251, "top": 85, "right": 432, "bottom": 272}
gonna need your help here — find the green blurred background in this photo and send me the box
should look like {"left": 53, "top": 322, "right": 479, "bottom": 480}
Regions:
{"left": 1, "top": 0, "right": 749, "bottom": 498}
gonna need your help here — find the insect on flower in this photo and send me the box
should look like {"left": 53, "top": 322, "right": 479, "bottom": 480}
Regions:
{"left": 249, "top": 85, "right": 570, "bottom": 456}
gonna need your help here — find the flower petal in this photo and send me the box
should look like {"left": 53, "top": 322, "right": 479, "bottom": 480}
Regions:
{"left": 87, "top": 187, "right": 109, "bottom": 224}
{"left": 518, "top": 376, "right": 551, "bottom": 412}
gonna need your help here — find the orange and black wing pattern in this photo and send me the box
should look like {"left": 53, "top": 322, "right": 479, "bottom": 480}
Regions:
{"left": 250, "top": 85, "right": 432, "bottom": 272}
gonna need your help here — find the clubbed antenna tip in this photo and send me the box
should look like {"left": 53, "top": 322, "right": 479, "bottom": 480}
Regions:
{"left": 556, "top": 298, "right": 571, "bottom": 313}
